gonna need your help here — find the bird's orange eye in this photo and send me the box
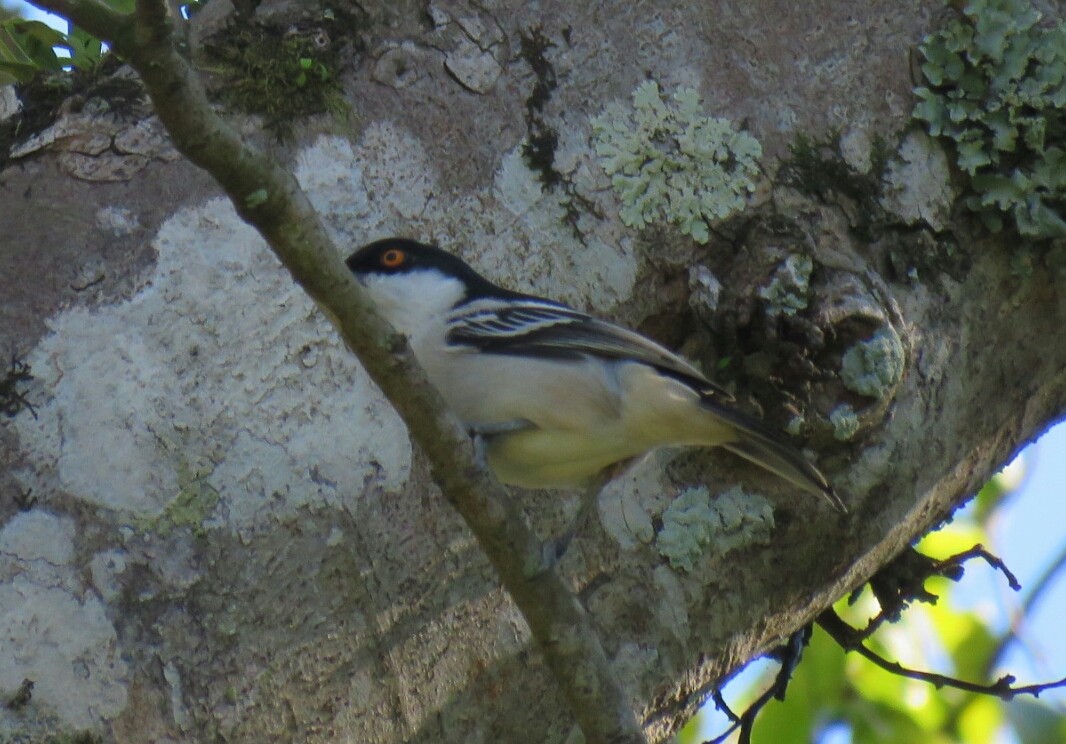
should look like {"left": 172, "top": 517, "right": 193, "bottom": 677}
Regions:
{"left": 380, "top": 249, "right": 406, "bottom": 268}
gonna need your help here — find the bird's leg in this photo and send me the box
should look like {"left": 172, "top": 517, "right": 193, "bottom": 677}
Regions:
{"left": 467, "top": 419, "right": 532, "bottom": 471}
{"left": 528, "top": 458, "right": 638, "bottom": 578}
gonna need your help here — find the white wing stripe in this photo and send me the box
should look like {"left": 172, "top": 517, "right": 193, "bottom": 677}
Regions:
{"left": 447, "top": 299, "right": 588, "bottom": 341}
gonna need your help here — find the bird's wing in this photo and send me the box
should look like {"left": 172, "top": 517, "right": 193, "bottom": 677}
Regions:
{"left": 446, "top": 298, "right": 734, "bottom": 400}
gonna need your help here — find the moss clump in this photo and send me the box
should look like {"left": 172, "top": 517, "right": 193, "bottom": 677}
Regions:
{"left": 518, "top": 26, "right": 560, "bottom": 187}
{"left": 154, "top": 482, "right": 220, "bottom": 537}
{"left": 783, "top": 132, "right": 888, "bottom": 201}
{"left": 202, "top": 14, "right": 359, "bottom": 135}
{"left": 914, "top": 0, "right": 1066, "bottom": 238}
{"left": 779, "top": 132, "right": 890, "bottom": 241}
{"left": 591, "top": 80, "right": 762, "bottom": 244}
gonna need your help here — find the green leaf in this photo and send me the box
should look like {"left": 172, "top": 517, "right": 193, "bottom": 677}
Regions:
{"left": 958, "top": 696, "right": 1006, "bottom": 744}
{"left": 913, "top": 88, "right": 950, "bottom": 135}
{"left": 66, "top": 26, "right": 104, "bottom": 70}
{"left": 941, "top": 615, "right": 995, "bottom": 681}
{"left": 0, "top": 19, "right": 67, "bottom": 81}
{"left": 1017, "top": 114, "right": 1046, "bottom": 151}
{"left": 1031, "top": 146, "right": 1066, "bottom": 189}
{"left": 983, "top": 109, "right": 1017, "bottom": 152}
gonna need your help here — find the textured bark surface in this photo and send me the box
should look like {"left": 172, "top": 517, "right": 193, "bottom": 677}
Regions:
{"left": 2, "top": 1, "right": 1065, "bottom": 742}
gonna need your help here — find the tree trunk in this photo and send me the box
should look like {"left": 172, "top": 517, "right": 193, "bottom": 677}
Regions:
{"left": 1, "top": 1, "right": 1063, "bottom": 742}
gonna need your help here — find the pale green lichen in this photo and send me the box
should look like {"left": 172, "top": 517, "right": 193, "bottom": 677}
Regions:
{"left": 135, "top": 459, "right": 220, "bottom": 536}
{"left": 830, "top": 404, "right": 861, "bottom": 441}
{"left": 757, "top": 254, "right": 812, "bottom": 316}
{"left": 913, "top": 0, "right": 1066, "bottom": 238}
{"left": 840, "top": 327, "right": 905, "bottom": 398}
{"left": 655, "top": 486, "right": 774, "bottom": 573}
{"left": 591, "top": 80, "right": 762, "bottom": 243}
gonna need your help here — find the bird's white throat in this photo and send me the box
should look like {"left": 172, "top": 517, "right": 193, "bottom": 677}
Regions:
{"left": 359, "top": 270, "right": 468, "bottom": 336}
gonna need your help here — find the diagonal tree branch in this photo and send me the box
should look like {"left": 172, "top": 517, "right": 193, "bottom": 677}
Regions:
{"left": 27, "top": 1, "right": 647, "bottom": 741}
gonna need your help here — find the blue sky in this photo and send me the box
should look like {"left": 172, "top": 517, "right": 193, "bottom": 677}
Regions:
{"left": 974, "top": 422, "right": 1066, "bottom": 694}
{"left": 5, "top": 2, "right": 59, "bottom": 25}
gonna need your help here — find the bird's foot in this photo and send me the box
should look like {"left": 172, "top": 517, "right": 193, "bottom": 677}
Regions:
{"left": 523, "top": 473, "right": 616, "bottom": 579}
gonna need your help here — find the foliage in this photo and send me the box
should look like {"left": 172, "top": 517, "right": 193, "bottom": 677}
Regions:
{"left": 0, "top": 16, "right": 101, "bottom": 84}
{"left": 913, "top": 0, "right": 1066, "bottom": 238}
{"left": 680, "top": 469, "right": 1066, "bottom": 744}
{"left": 591, "top": 80, "right": 762, "bottom": 244}
{"left": 0, "top": 2, "right": 204, "bottom": 85}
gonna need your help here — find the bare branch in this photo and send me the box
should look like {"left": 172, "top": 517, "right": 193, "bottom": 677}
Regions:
{"left": 940, "top": 545, "right": 1021, "bottom": 591}
{"left": 851, "top": 544, "right": 1020, "bottom": 640}
{"left": 702, "top": 627, "right": 812, "bottom": 744}
{"left": 27, "top": 1, "right": 647, "bottom": 741}
{"left": 819, "top": 610, "right": 1066, "bottom": 701}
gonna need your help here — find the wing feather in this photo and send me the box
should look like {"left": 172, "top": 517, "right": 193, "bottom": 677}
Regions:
{"left": 446, "top": 300, "right": 733, "bottom": 400}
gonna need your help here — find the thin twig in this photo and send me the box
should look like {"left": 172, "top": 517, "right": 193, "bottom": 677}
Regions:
{"left": 820, "top": 609, "right": 1066, "bottom": 700}
{"left": 939, "top": 545, "right": 1021, "bottom": 591}
{"left": 853, "top": 544, "right": 1021, "bottom": 641}
{"left": 702, "top": 627, "right": 812, "bottom": 744}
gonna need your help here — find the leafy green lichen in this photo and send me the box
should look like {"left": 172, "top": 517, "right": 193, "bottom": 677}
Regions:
{"left": 830, "top": 404, "right": 861, "bottom": 441}
{"left": 840, "top": 327, "right": 905, "bottom": 399}
{"left": 591, "top": 80, "right": 762, "bottom": 243}
{"left": 914, "top": 0, "right": 1066, "bottom": 238}
{"left": 655, "top": 486, "right": 773, "bottom": 573}
{"left": 757, "top": 254, "right": 813, "bottom": 316}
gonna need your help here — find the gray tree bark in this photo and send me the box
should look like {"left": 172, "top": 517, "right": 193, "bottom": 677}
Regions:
{"left": 2, "top": 1, "right": 1063, "bottom": 742}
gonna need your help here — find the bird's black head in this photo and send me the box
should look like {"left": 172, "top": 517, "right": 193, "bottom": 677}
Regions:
{"left": 346, "top": 238, "right": 514, "bottom": 300}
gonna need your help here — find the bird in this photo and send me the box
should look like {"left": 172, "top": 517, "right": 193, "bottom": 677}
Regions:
{"left": 346, "top": 237, "right": 843, "bottom": 512}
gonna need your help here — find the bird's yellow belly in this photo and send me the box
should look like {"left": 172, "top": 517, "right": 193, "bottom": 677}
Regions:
{"left": 484, "top": 425, "right": 646, "bottom": 488}
{"left": 476, "top": 362, "right": 737, "bottom": 488}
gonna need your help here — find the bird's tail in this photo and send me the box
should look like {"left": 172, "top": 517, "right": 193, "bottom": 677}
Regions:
{"left": 707, "top": 402, "right": 846, "bottom": 512}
